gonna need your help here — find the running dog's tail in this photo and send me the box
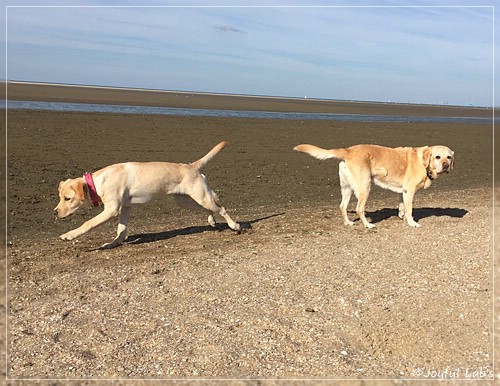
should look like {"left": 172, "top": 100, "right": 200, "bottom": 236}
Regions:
{"left": 191, "top": 141, "right": 229, "bottom": 170}
{"left": 293, "top": 144, "right": 347, "bottom": 160}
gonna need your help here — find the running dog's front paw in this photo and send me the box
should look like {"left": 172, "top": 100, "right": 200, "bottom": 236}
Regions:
{"left": 59, "top": 230, "right": 80, "bottom": 241}
{"left": 60, "top": 231, "right": 78, "bottom": 241}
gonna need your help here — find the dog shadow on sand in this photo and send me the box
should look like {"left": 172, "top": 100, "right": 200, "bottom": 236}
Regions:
{"left": 365, "top": 207, "right": 468, "bottom": 225}
{"left": 124, "top": 212, "right": 285, "bottom": 245}
{"left": 97, "top": 207, "right": 467, "bottom": 247}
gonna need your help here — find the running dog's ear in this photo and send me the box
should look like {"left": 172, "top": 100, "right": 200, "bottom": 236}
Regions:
{"left": 421, "top": 146, "right": 432, "bottom": 168}
{"left": 73, "top": 180, "right": 87, "bottom": 201}
{"left": 450, "top": 151, "right": 455, "bottom": 170}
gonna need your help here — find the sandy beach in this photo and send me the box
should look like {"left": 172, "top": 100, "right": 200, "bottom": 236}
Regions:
{"left": 4, "top": 83, "right": 496, "bottom": 383}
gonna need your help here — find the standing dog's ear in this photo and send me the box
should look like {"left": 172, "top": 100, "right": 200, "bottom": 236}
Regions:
{"left": 450, "top": 151, "right": 455, "bottom": 170}
{"left": 73, "top": 180, "right": 88, "bottom": 201}
{"left": 421, "top": 146, "right": 432, "bottom": 169}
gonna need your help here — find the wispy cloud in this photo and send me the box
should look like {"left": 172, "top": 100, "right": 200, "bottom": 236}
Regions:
{"left": 4, "top": 4, "right": 495, "bottom": 106}
{"left": 213, "top": 25, "right": 247, "bottom": 34}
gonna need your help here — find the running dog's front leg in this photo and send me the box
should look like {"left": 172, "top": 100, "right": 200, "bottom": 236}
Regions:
{"left": 59, "top": 206, "right": 120, "bottom": 241}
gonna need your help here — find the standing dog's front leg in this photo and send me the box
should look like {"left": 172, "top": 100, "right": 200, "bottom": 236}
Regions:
{"left": 402, "top": 189, "right": 420, "bottom": 227}
{"left": 60, "top": 206, "right": 120, "bottom": 241}
{"left": 398, "top": 194, "right": 406, "bottom": 220}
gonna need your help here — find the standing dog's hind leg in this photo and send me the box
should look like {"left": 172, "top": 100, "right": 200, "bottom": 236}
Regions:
{"left": 339, "top": 162, "right": 355, "bottom": 226}
{"left": 355, "top": 188, "right": 375, "bottom": 229}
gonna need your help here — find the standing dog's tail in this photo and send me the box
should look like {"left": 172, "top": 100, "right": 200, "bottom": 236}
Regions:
{"left": 293, "top": 144, "right": 347, "bottom": 160}
{"left": 190, "top": 141, "right": 229, "bottom": 170}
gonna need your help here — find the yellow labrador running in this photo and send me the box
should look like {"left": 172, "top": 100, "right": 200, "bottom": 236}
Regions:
{"left": 294, "top": 144, "right": 454, "bottom": 228}
{"left": 54, "top": 141, "right": 240, "bottom": 249}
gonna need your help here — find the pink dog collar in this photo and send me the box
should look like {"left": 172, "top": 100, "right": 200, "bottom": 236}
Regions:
{"left": 84, "top": 173, "right": 100, "bottom": 207}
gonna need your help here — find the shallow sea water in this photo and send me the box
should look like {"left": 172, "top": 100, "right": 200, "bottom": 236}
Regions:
{"left": 5, "top": 100, "right": 495, "bottom": 124}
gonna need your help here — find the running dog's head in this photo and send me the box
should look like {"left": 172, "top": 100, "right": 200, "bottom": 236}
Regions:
{"left": 422, "top": 145, "right": 455, "bottom": 176}
{"left": 54, "top": 178, "right": 89, "bottom": 218}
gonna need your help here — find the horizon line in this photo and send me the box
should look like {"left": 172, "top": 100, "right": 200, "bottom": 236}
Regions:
{"left": 4, "top": 80, "right": 493, "bottom": 109}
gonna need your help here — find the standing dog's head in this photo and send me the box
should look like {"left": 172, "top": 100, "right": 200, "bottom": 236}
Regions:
{"left": 422, "top": 145, "right": 455, "bottom": 176}
{"left": 54, "top": 178, "right": 89, "bottom": 218}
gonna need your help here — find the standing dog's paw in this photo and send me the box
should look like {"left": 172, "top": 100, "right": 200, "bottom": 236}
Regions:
{"left": 407, "top": 219, "right": 421, "bottom": 228}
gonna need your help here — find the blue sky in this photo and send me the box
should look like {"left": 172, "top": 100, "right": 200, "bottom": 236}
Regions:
{"left": 3, "top": 1, "right": 496, "bottom": 106}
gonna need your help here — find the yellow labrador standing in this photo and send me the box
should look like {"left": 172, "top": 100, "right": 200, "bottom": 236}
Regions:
{"left": 294, "top": 144, "right": 454, "bottom": 228}
{"left": 55, "top": 141, "right": 240, "bottom": 249}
